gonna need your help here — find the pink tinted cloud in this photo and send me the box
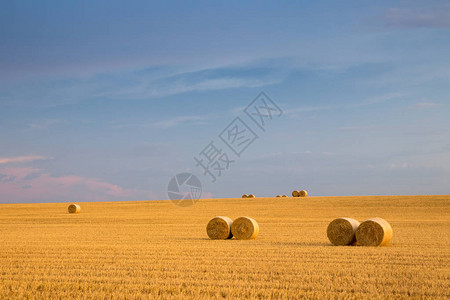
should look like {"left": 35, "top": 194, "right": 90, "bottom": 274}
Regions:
{"left": 200, "top": 192, "right": 214, "bottom": 199}
{"left": 0, "top": 155, "right": 51, "bottom": 164}
{"left": 0, "top": 167, "right": 152, "bottom": 203}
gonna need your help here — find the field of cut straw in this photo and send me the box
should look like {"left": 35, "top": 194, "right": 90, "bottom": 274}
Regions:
{"left": 0, "top": 195, "right": 449, "bottom": 299}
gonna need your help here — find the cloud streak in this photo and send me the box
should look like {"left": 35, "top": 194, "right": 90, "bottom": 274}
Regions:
{"left": 109, "top": 114, "right": 211, "bottom": 129}
{"left": 284, "top": 93, "right": 406, "bottom": 116}
{"left": 408, "top": 102, "right": 442, "bottom": 110}
{"left": 146, "top": 115, "right": 210, "bottom": 129}
{"left": 0, "top": 64, "right": 286, "bottom": 107}
{"left": 384, "top": 6, "right": 450, "bottom": 29}
{"left": 0, "top": 155, "right": 51, "bottom": 164}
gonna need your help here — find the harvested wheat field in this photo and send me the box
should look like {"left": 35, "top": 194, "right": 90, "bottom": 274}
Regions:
{"left": 0, "top": 195, "right": 449, "bottom": 299}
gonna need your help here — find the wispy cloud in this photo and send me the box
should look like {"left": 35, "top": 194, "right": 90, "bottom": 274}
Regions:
{"left": 337, "top": 126, "right": 378, "bottom": 132}
{"left": 408, "top": 102, "right": 441, "bottom": 110}
{"left": 149, "top": 115, "right": 210, "bottom": 129}
{"left": 362, "top": 60, "right": 450, "bottom": 88}
{"left": 1, "top": 64, "right": 286, "bottom": 107}
{"left": 384, "top": 6, "right": 450, "bottom": 29}
{"left": 389, "top": 162, "right": 411, "bottom": 169}
{"left": 129, "top": 142, "right": 174, "bottom": 157}
{"left": 29, "top": 119, "right": 65, "bottom": 129}
{"left": 284, "top": 105, "right": 335, "bottom": 115}
{"left": 146, "top": 77, "right": 282, "bottom": 99}
{"left": 285, "top": 93, "right": 406, "bottom": 116}
{"left": 353, "top": 93, "right": 406, "bottom": 107}
{"left": 0, "top": 155, "right": 51, "bottom": 164}
{"left": 110, "top": 114, "right": 211, "bottom": 129}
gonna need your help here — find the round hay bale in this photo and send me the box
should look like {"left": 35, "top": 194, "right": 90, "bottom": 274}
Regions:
{"left": 299, "top": 190, "right": 308, "bottom": 197}
{"left": 356, "top": 217, "right": 393, "bottom": 246}
{"left": 242, "top": 194, "right": 248, "bottom": 198}
{"left": 206, "top": 216, "right": 233, "bottom": 240}
{"left": 327, "top": 217, "right": 360, "bottom": 246}
{"left": 231, "top": 217, "right": 259, "bottom": 240}
{"left": 248, "top": 194, "right": 255, "bottom": 198}
{"left": 292, "top": 190, "right": 299, "bottom": 197}
{"left": 68, "top": 204, "right": 81, "bottom": 214}
{"left": 282, "top": 195, "right": 287, "bottom": 197}
{"left": 275, "top": 195, "right": 281, "bottom": 197}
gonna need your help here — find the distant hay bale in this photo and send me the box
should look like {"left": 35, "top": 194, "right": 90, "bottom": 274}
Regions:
{"left": 276, "top": 195, "right": 281, "bottom": 197}
{"left": 68, "top": 204, "right": 81, "bottom": 214}
{"left": 248, "top": 194, "right": 255, "bottom": 198}
{"left": 242, "top": 194, "right": 248, "bottom": 198}
{"left": 299, "top": 190, "right": 308, "bottom": 197}
{"left": 231, "top": 217, "right": 259, "bottom": 240}
{"left": 327, "top": 217, "right": 360, "bottom": 246}
{"left": 292, "top": 190, "right": 299, "bottom": 197}
{"left": 206, "top": 216, "right": 233, "bottom": 240}
{"left": 282, "top": 195, "right": 287, "bottom": 197}
{"left": 356, "top": 217, "right": 393, "bottom": 246}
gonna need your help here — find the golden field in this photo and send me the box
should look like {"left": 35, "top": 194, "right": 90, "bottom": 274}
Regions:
{"left": 0, "top": 195, "right": 449, "bottom": 299}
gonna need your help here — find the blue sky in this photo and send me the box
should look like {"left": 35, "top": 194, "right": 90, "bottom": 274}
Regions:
{"left": 0, "top": 1, "right": 449, "bottom": 203}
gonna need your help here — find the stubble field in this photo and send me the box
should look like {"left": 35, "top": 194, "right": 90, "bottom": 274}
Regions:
{"left": 0, "top": 195, "right": 449, "bottom": 299}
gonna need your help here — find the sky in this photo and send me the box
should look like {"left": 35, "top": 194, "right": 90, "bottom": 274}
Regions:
{"left": 0, "top": 0, "right": 449, "bottom": 204}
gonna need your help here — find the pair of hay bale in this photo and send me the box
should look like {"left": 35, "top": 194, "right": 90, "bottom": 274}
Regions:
{"left": 206, "top": 216, "right": 259, "bottom": 240}
{"left": 327, "top": 217, "right": 393, "bottom": 246}
{"left": 68, "top": 204, "right": 81, "bottom": 213}
{"left": 242, "top": 194, "right": 255, "bottom": 198}
{"left": 274, "top": 190, "right": 308, "bottom": 197}
{"left": 292, "top": 190, "right": 307, "bottom": 197}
